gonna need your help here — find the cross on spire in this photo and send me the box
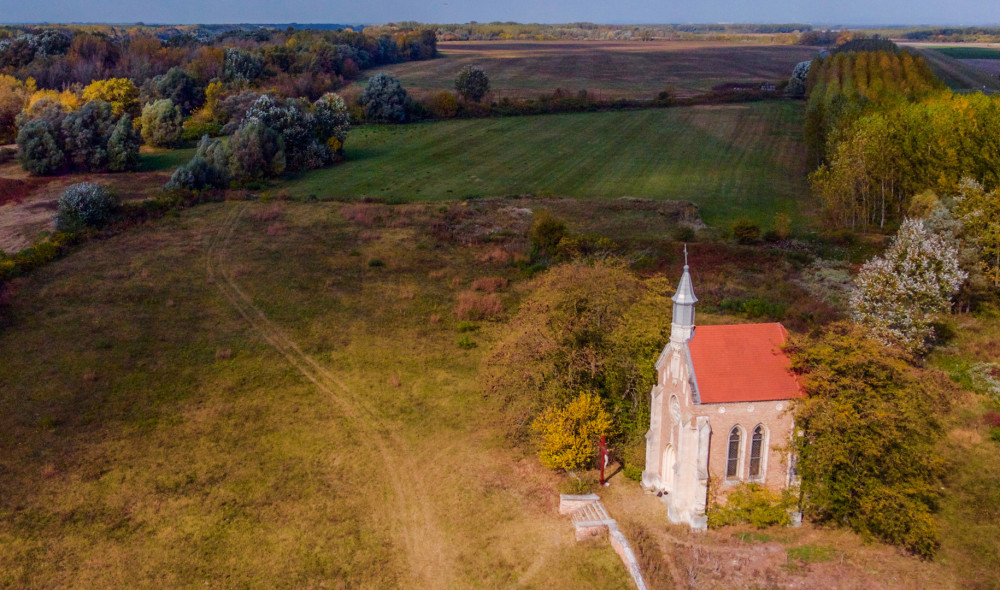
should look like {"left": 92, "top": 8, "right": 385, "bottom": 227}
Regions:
{"left": 684, "top": 243, "right": 688, "bottom": 267}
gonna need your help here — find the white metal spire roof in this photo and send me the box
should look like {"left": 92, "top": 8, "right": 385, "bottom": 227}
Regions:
{"left": 672, "top": 244, "right": 698, "bottom": 304}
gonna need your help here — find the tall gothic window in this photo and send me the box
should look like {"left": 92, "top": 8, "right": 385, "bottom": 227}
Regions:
{"left": 749, "top": 425, "right": 765, "bottom": 479}
{"left": 726, "top": 426, "right": 742, "bottom": 479}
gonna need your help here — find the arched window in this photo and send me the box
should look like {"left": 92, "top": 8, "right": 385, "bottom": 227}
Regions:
{"left": 749, "top": 425, "right": 765, "bottom": 479}
{"left": 726, "top": 426, "right": 742, "bottom": 479}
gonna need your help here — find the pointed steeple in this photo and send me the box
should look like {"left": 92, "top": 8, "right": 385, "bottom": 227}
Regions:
{"left": 671, "top": 245, "right": 697, "bottom": 344}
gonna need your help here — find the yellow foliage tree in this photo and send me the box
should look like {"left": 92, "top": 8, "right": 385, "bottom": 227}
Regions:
{"left": 0, "top": 75, "right": 35, "bottom": 143}
{"left": 81, "top": 78, "right": 140, "bottom": 118}
{"left": 28, "top": 89, "right": 82, "bottom": 112}
{"left": 532, "top": 393, "right": 614, "bottom": 471}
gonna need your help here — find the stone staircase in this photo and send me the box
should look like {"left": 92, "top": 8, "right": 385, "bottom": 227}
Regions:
{"left": 559, "top": 494, "right": 649, "bottom": 590}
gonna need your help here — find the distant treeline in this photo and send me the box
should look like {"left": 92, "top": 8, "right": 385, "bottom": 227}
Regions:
{"left": 901, "top": 26, "right": 1000, "bottom": 42}
{"left": 429, "top": 22, "right": 815, "bottom": 42}
{"left": 0, "top": 24, "right": 435, "bottom": 92}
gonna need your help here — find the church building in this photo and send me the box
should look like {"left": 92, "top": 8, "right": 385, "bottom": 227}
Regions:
{"left": 642, "top": 254, "right": 803, "bottom": 530}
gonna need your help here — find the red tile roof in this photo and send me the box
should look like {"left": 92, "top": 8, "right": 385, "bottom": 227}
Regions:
{"left": 687, "top": 323, "right": 804, "bottom": 404}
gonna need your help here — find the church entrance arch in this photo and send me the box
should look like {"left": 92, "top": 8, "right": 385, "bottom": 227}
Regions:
{"left": 661, "top": 444, "right": 676, "bottom": 492}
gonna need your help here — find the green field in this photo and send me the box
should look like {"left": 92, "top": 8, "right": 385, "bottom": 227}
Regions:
{"left": 930, "top": 46, "right": 1000, "bottom": 59}
{"left": 352, "top": 40, "right": 818, "bottom": 100}
{"left": 285, "top": 102, "right": 809, "bottom": 227}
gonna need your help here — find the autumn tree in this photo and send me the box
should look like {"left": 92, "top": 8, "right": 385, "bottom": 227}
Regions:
{"left": 0, "top": 74, "right": 34, "bottom": 143}
{"left": 790, "top": 322, "right": 944, "bottom": 557}
{"left": 850, "top": 218, "right": 966, "bottom": 354}
{"left": 81, "top": 78, "right": 140, "bottom": 118}
{"left": 481, "top": 259, "right": 671, "bottom": 441}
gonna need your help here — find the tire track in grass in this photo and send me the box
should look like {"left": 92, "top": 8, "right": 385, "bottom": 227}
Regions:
{"left": 206, "top": 203, "right": 458, "bottom": 589}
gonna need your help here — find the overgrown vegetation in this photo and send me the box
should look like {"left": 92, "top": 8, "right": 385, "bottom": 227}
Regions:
{"left": 707, "top": 483, "right": 794, "bottom": 529}
{"left": 790, "top": 322, "right": 945, "bottom": 557}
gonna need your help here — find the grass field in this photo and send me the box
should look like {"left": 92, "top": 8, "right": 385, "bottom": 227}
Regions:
{"left": 283, "top": 102, "right": 809, "bottom": 228}
{"left": 3, "top": 196, "right": 994, "bottom": 588}
{"left": 351, "top": 40, "right": 818, "bottom": 100}
{"left": 0, "top": 201, "right": 637, "bottom": 588}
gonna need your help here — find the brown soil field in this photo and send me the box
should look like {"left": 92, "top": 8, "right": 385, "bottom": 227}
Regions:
{"left": 353, "top": 40, "right": 819, "bottom": 100}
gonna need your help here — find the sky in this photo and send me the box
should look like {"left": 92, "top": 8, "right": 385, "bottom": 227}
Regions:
{"left": 1, "top": 0, "right": 999, "bottom": 27}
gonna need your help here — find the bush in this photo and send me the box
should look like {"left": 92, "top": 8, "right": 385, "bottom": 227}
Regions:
{"left": 166, "top": 135, "right": 230, "bottom": 191}
{"left": 457, "top": 335, "right": 477, "bottom": 349}
{"left": 707, "top": 483, "right": 793, "bottom": 528}
{"left": 426, "top": 91, "right": 458, "bottom": 118}
{"left": 107, "top": 114, "right": 141, "bottom": 172}
{"left": 228, "top": 121, "right": 286, "bottom": 181}
{"left": 359, "top": 72, "right": 408, "bottom": 123}
{"left": 140, "top": 99, "right": 184, "bottom": 147}
{"left": 532, "top": 392, "right": 615, "bottom": 471}
{"left": 455, "top": 65, "right": 490, "bottom": 102}
{"left": 732, "top": 218, "right": 760, "bottom": 244}
{"left": 16, "top": 119, "right": 64, "bottom": 174}
{"left": 55, "top": 182, "right": 118, "bottom": 232}
{"left": 529, "top": 210, "right": 567, "bottom": 253}
{"left": 455, "top": 291, "right": 503, "bottom": 321}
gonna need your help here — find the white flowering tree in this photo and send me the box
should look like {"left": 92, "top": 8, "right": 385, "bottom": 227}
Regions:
{"left": 850, "top": 218, "right": 966, "bottom": 354}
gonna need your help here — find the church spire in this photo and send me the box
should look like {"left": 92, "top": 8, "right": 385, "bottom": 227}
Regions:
{"left": 671, "top": 245, "right": 697, "bottom": 344}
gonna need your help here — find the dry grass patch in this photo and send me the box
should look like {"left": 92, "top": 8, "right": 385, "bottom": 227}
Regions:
{"left": 455, "top": 290, "right": 504, "bottom": 321}
{"left": 471, "top": 276, "right": 509, "bottom": 293}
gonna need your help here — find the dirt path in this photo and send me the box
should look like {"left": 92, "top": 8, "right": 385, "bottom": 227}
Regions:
{"left": 207, "top": 203, "right": 459, "bottom": 589}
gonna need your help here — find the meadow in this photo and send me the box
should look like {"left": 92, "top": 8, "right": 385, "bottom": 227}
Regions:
{"left": 2, "top": 195, "right": 995, "bottom": 588}
{"left": 351, "top": 40, "right": 819, "bottom": 100}
{"left": 284, "top": 102, "right": 810, "bottom": 228}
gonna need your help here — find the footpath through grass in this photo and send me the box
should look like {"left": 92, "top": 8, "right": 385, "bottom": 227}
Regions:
{"left": 0, "top": 200, "right": 631, "bottom": 588}
{"left": 284, "top": 102, "right": 809, "bottom": 228}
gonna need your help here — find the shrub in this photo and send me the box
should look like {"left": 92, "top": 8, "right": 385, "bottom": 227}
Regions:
{"left": 455, "top": 65, "right": 490, "bottom": 102}
{"left": 732, "top": 218, "right": 760, "bottom": 244}
{"left": 359, "top": 72, "right": 408, "bottom": 123}
{"left": 471, "top": 276, "right": 508, "bottom": 293}
{"left": 166, "top": 135, "right": 230, "bottom": 191}
{"left": 529, "top": 210, "right": 567, "bottom": 253}
{"left": 456, "top": 321, "right": 479, "bottom": 333}
{"left": 107, "top": 114, "right": 141, "bottom": 172}
{"left": 228, "top": 121, "right": 286, "bottom": 181}
{"left": 426, "top": 91, "right": 459, "bottom": 118}
{"left": 707, "top": 483, "right": 793, "bottom": 528}
{"left": 457, "top": 335, "right": 477, "bottom": 349}
{"left": 140, "top": 99, "right": 184, "bottom": 147}
{"left": 532, "top": 392, "right": 615, "bottom": 471}
{"left": 16, "top": 119, "right": 64, "bottom": 174}
{"left": 62, "top": 100, "right": 120, "bottom": 171}
{"left": 55, "top": 182, "right": 118, "bottom": 232}
{"left": 455, "top": 291, "right": 503, "bottom": 321}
